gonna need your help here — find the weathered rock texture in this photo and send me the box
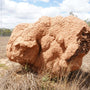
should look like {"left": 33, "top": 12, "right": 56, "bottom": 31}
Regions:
{"left": 7, "top": 16, "right": 90, "bottom": 74}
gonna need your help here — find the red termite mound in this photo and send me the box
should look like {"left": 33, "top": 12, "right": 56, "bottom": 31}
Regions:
{"left": 7, "top": 16, "right": 90, "bottom": 74}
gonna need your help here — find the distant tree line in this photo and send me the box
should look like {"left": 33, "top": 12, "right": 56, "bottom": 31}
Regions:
{"left": 85, "top": 20, "right": 90, "bottom": 27}
{"left": 0, "top": 28, "right": 12, "bottom": 36}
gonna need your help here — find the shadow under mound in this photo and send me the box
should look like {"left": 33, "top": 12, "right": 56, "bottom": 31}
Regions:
{"left": 68, "top": 69, "right": 90, "bottom": 89}
{"left": 16, "top": 65, "right": 38, "bottom": 75}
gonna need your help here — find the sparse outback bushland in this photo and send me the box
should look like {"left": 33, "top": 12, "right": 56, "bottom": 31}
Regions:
{"left": 0, "top": 15, "right": 90, "bottom": 90}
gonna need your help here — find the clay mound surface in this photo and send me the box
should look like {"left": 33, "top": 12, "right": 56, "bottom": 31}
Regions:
{"left": 7, "top": 16, "right": 90, "bottom": 74}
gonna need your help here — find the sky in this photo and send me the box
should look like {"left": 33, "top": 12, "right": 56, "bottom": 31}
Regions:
{"left": 0, "top": 0, "right": 90, "bottom": 29}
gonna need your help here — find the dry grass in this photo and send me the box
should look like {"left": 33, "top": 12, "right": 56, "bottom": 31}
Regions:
{"left": 0, "top": 36, "right": 90, "bottom": 90}
{"left": 0, "top": 37, "right": 9, "bottom": 58}
{"left": 0, "top": 66, "right": 89, "bottom": 90}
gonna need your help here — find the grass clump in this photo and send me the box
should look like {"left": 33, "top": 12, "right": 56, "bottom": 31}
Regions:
{"left": 0, "top": 64, "right": 8, "bottom": 69}
{"left": 0, "top": 65, "right": 89, "bottom": 90}
{"left": 0, "top": 64, "right": 6, "bottom": 67}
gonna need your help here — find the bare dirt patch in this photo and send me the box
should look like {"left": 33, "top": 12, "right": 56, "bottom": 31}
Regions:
{"left": 81, "top": 52, "right": 90, "bottom": 72}
{"left": 0, "top": 37, "right": 9, "bottom": 58}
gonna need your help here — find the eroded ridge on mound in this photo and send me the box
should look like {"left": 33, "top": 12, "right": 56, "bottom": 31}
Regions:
{"left": 7, "top": 16, "right": 90, "bottom": 74}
